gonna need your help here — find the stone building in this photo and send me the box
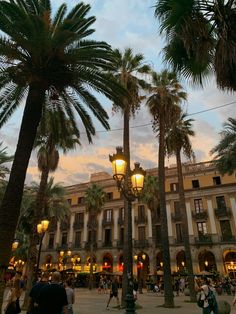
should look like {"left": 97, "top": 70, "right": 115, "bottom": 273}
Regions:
{"left": 40, "top": 161, "right": 236, "bottom": 279}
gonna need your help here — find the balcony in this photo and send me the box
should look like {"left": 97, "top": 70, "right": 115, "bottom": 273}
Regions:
{"left": 102, "top": 242, "right": 113, "bottom": 248}
{"left": 102, "top": 218, "right": 113, "bottom": 227}
{"left": 60, "top": 222, "right": 69, "bottom": 231}
{"left": 47, "top": 244, "right": 55, "bottom": 250}
{"left": 87, "top": 220, "right": 98, "bottom": 229}
{"left": 192, "top": 210, "right": 208, "bottom": 221}
{"left": 134, "top": 216, "right": 148, "bottom": 225}
{"left": 155, "top": 240, "right": 162, "bottom": 248}
{"left": 195, "top": 234, "right": 212, "bottom": 245}
{"left": 214, "top": 207, "right": 231, "bottom": 219}
{"left": 118, "top": 217, "right": 124, "bottom": 225}
{"left": 73, "top": 243, "right": 82, "bottom": 249}
{"left": 84, "top": 241, "right": 97, "bottom": 251}
{"left": 73, "top": 221, "right": 84, "bottom": 229}
{"left": 174, "top": 238, "right": 184, "bottom": 245}
{"left": 133, "top": 239, "right": 149, "bottom": 248}
{"left": 117, "top": 241, "right": 124, "bottom": 249}
{"left": 57, "top": 244, "right": 68, "bottom": 251}
{"left": 220, "top": 235, "right": 236, "bottom": 243}
{"left": 171, "top": 212, "right": 182, "bottom": 222}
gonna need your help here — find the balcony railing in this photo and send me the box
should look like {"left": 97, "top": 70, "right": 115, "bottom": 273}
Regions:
{"left": 84, "top": 241, "right": 97, "bottom": 251}
{"left": 174, "top": 238, "right": 184, "bottom": 245}
{"left": 73, "top": 221, "right": 84, "bottom": 229}
{"left": 133, "top": 239, "right": 149, "bottom": 248}
{"left": 220, "top": 235, "right": 236, "bottom": 243}
{"left": 73, "top": 243, "right": 82, "bottom": 249}
{"left": 102, "top": 218, "right": 113, "bottom": 227}
{"left": 171, "top": 212, "right": 182, "bottom": 222}
{"left": 47, "top": 244, "right": 55, "bottom": 250}
{"left": 134, "top": 216, "right": 148, "bottom": 224}
{"left": 102, "top": 242, "right": 113, "bottom": 248}
{"left": 195, "top": 234, "right": 212, "bottom": 245}
{"left": 117, "top": 241, "right": 124, "bottom": 249}
{"left": 214, "top": 207, "right": 231, "bottom": 219}
{"left": 192, "top": 210, "right": 208, "bottom": 221}
{"left": 87, "top": 220, "right": 98, "bottom": 229}
{"left": 60, "top": 222, "right": 69, "bottom": 231}
{"left": 57, "top": 244, "right": 68, "bottom": 251}
{"left": 118, "top": 217, "right": 124, "bottom": 225}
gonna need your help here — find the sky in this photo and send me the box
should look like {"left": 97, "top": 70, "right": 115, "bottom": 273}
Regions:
{"left": 0, "top": 0, "right": 235, "bottom": 186}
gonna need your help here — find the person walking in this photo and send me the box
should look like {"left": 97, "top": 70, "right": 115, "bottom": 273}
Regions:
{"left": 38, "top": 272, "right": 68, "bottom": 314}
{"left": 199, "top": 277, "right": 218, "bottom": 314}
{"left": 106, "top": 276, "right": 120, "bottom": 309}
{"left": 28, "top": 272, "right": 49, "bottom": 314}
{"left": 65, "top": 279, "right": 75, "bottom": 314}
{"left": 4, "top": 278, "right": 22, "bottom": 314}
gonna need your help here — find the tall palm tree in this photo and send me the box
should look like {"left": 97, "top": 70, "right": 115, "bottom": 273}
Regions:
{"left": 0, "top": 0, "right": 125, "bottom": 272}
{"left": 111, "top": 47, "right": 151, "bottom": 306}
{"left": 154, "top": 0, "right": 236, "bottom": 92}
{"left": 211, "top": 117, "right": 236, "bottom": 174}
{"left": 165, "top": 112, "right": 196, "bottom": 301}
{"left": 84, "top": 183, "right": 107, "bottom": 290}
{"left": 146, "top": 70, "right": 186, "bottom": 307}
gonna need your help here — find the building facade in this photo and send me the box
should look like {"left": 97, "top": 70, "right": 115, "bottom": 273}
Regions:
{"left": 40, "top": 161, "right": 236, "bottom": 278}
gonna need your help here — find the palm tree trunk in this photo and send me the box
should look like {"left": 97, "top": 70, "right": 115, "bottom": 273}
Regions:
{"left": 0, "top": 85, "right": 46, "bottom": 308}
{"left": 89, "top": 247, "right": 94, "bottom": 290}
{"left": 176, "top": 149, "right": 196, "bottom": 302}
{"left": 35, "top": 167, "right": 50, "bottom": 220}
{"left": 121, "top": 106, "right": 133, "bottom": 308}
{"left": 158, "top": 113, "right": 174, "bottom": 307}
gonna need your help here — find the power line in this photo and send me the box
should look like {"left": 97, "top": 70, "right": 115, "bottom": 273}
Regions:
{"left": 84, "top": 100, "right": 236, "bottom": 134}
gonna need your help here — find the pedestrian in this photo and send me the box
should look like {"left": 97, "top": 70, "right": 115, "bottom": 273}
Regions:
{"left": 28, "top": 272, "right": 49, "bottom": 314}
{"left": 4, "top": 278, "right": 21, "bottom": 314}
{"left": 199, "top": 277, "right": 218, "bottom": 314}
{"left": 38, "top": 272, "right": 68, "bottom": 314}
{"left": 106, "top": 276, "right": 120, "bottom": 309}
{"left": 65, "top": 279, "right": 75, "bottom": 314}
{"left": 133, "top": 278, "right": 138, "bottom": 300}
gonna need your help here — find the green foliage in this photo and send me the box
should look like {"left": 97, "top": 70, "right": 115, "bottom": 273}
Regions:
{"left": 141, "top": 175, "right": 159, "bottom": 211}
{"left": 0, "top": 143, "right": 13, "bottom": 178}
{"left": 211, "top": 117, "right": 236, "bottom": 175}
{"left": 84, "top": 183, "right": 106, "bottom": 215}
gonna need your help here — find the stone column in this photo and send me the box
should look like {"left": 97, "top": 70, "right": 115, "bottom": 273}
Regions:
{"left": 186, "top": 201, "right": 194, "bottom": 235}
{"left": 68, "top": 213, "right": 75, "bottom": 247}
{"left": 166, "top": 202, "right": 173, "bottom": 237}
{"left": 55, "top": 221, "right": 61, "bottom": 247}
{"left": 207, "top": 198, "right": 217, "bottom": 234}
{"left": 113, "top": 208, "right": 119, "bottom": 241}
{"left": 230, "top": 196, "right": 236, "bottom": 229}
{"left": 83, "top": 212, "right": 88, "bottom": 243}
{"left": 97, "top": 211, "right": 103, "bottom": 247}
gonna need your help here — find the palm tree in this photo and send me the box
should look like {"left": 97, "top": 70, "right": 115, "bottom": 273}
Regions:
{"left": 0, "top": 0, "right": 125, "bottom": 271}
{"left": 165, "top": 112, "right": 196, "bottom": 301}
{"left": 154, "top": 0, "right": 236, "bottom": 92}
{"left": 211, "top": 117, "right": 236, "bottom": 174}
{"left": 146, "top": 70, "right": 186, "bottom": 307}
{"left": 111, "top": 47, "right": 151, "bottom": 306}
{"left": 84, "top": 183, "right": 107, "bottom": 290}
{"left": 0, "top": 143, "right": 13, "bottom": 179}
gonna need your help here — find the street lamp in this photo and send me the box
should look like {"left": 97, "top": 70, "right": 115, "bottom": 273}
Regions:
{"left": 12, "top": 239, "right": 19, "bottom": 251}
{"left": 110, "top": 147, "right": 146, "bottom": 313}
{"left": 35, "top": 219, "right": 49, "bottom": 281}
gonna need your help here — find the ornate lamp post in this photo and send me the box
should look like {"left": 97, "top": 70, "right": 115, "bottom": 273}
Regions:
{"left": 110, "top": 147, "right": 146, "bottom": 313}
{"left": 35, "top": 219, "right": 49, "bottom": 281}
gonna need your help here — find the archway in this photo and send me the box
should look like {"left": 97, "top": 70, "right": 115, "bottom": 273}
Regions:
{"left": 156, "top": 251, "right": 163, "bottom": 275}
{"left": 176, "top": 250, "right": 186, "bottom": 273}
{"left": 85, "top": 255, "right": 97, "bottom": 273}
{"left": 71, "top": 254, "right": 82, "bottom": 272}
{"left": 198, "top": 250, "right": 217, "bottom": 272}
{"left": 118, "top": 254, "right": 124, "bottom": 272}
{"left": 224, "top": 251, "right": 236, "bottom": 278}
{"left": 102, "top": 253, "right": 113, "bottom": 273}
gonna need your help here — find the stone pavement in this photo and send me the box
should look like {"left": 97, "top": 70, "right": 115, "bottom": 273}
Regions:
{"left": 3, "top": 288, "right": 236, "bottom": 314}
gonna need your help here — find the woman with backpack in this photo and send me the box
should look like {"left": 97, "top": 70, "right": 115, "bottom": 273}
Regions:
{"left": 199, "top": 277, "right": 218, "bottom": 314}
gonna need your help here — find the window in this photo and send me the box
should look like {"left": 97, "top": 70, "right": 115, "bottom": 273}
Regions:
{"left": 176, "top": 224, "right": 183, "bottom": 242}
{"left": 107, "top": 192, "right": 113, "bottom": 200}
{"left": 119, "top": 208, "right": 124, "bottom": 220}
{"left": 138, "top": 205, "right": 145, "bottom": 220}
{"left": 194, "top": 199, "right": 204, "bottom": 213}
{"left": 77, "top": 197, "right": 84, "bottom": 205}
{"left": 48, "top": 234, "right": 54, "bottom": 249}
{"left": 192, "top": 180, "right": 200, "bottom": 188}
{"left": 75, "top": 212, "right": 84, "bottom": 223}
{"left": 75, "top": 231, "right": 81, "bottom": 248}
{"left": 174, "top": 201, "right": 181, "bottom": 215}
{"left": 67, "top": 199, "right": 72, "bottom": 205}
{"left": 220, "top": 220, "right": 232, "bottom": 240}
{"left": 105, "top": 209, "right": 112, "bottom": 222}
{"left": 104, "top": 229, "right": 111, "bottom": 245}
{"left": 138, "top": 226, "right": 145, "bottom": 241}
{"left": 197, "top": 222, "right": 207, "bottom": 235}
{"left": 119, "top": 227, "right": 124, "bottom": 244}
{"left": 216, "top": 196, "right": 227, "bottom": 209}
{"left": 170, "top": 183, "right": 179, "bottom": 192}
{"left": 156, "top": 225, "right": 162, "bottom": 244}
{"left": 61, "top": 232, "right": 67, "bottom": 246}
{"left": 88, "top": 230, "right": 96, "bottom": 242}
{"left": 213, "top": 176, "right": 221, "bottom": 186}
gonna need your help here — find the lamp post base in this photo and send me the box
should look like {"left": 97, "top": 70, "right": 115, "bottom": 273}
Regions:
{"left": 125, "top": 293, "right": 136, "bottom": 314}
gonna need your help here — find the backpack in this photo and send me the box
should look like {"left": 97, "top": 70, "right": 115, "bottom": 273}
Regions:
{"left": 197, "top": 293, "right": 204, "bottom": 308}
{"left": 206, "top": 289, "right": 216, "bottom": 309}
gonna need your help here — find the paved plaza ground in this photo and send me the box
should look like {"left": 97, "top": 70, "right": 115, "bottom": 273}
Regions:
{"left": 3, "top": 288, "right": 236, "bottom": 314}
